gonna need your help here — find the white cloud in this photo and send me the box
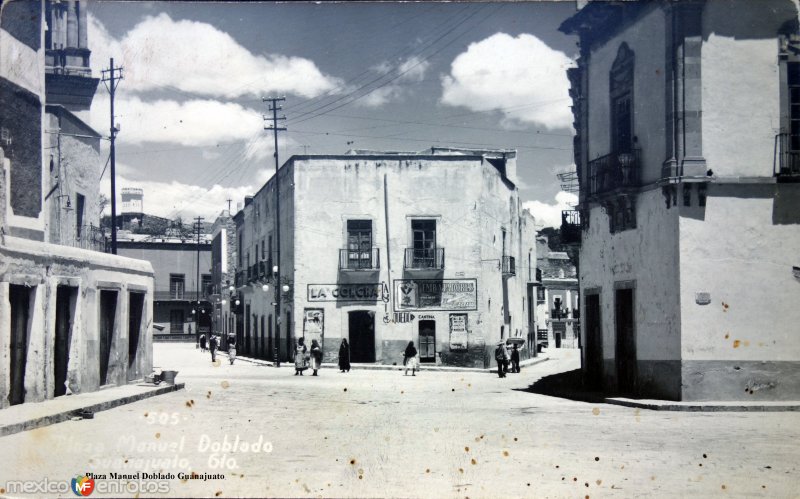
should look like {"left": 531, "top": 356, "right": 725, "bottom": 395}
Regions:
{"left": 440, "top": 33, "right": 574, "bottom": 130}
{"left": 90, "top": 94, "right": 263, "bottom": 147}
{"left": 103, "top": 170, "right": 274, "bottom": 220}
{"left": 523, "top": 191, "right": 578, "bottom": 229}
{"left": 360, "top": 56, "right": 430, "bottom": 107}
{"left": 88, "top": 13, "right": 343, "bottom": 99}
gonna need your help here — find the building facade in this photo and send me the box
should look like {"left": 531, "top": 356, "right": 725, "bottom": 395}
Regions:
{"left": 561, "top": 0, "right": 800, "bottom": 400}
{"left": 116, "top": 234, "right": 213, "bottom": 338}
{"left": 0, "top": 1, "right": 154, "bottom": 408}
{"left": 225, "top": 149, "right": 537, "bottom": 368}
{"left": 535, "top": 235, "right": 580, "bottom": 350}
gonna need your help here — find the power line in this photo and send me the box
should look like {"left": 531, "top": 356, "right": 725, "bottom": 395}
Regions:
{"left": 101, "top": 57, "right": 123, "bottom": 254}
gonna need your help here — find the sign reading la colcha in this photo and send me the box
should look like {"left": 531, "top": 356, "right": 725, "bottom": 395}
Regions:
{"left": 307, "top": 283, "right": 385, "bottom": 302}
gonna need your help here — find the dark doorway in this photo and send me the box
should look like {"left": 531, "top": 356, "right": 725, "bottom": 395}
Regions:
{"left": 128, "top": 292, "right": 145, "bottom": 381}
{"left": 244, "top": 305, "right": 251, "bottom": 356}
{"left": 418, "top": 320, "right": 436, "bottom": 363}
{"left": 584, "top": 294, "right": 603, "bottom": 389}
{"left": 99, "top": 290, "right": 118, "bottom": 386}
{"left": 555, "top": 330, "right": 562, "bottom": 348}
{"left": 260, "top": 315, "right": 265, "bottom": 359}
{"left": 348, "top": 311, "right": 375, "bottom": 363}
{"left": 615, "top": 288, "right": 636, "bottom": 395}
{"left": 9, "top": 285, "right": 31, "bottom": 406}
{"left": 268, "top": 314, "right": 273, "bottom": 360}
{"left": 285, "top": 312, "right": 292, "bottom": 361}
{"left": 54, "top": 286, "right": 75, "bottom": 396}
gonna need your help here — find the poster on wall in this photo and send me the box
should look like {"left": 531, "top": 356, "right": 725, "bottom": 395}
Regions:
{"left": 449, "top": 313, "right": 468, "bottom": 351}
{"left": 394, "top": 279, "right": 478, "bottom": 311}
{"left": 303, "top": 308, "right": 324, "bottom": 348}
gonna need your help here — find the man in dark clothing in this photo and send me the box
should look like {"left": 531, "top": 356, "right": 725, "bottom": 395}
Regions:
{"left": 209, "top": 334, "right": 218, "bottom": 362}
{"left": 495, "top": 343, "right": 508, "bottom": 378}
{"left": 511, "top": 344, "right": 520, "bottom": 373}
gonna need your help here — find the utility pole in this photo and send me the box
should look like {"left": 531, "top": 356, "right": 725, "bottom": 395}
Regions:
{"left": 101, "top": 58, "right": 123, "bottom": 254}
{"left": 263, "top": 97, "right": 286, "bottom": 367}
{"left": 226, "top": 198, "right": 232, "bottom": 214}
{"left": 195, "top": 216, "right": 204, "bottom": 345}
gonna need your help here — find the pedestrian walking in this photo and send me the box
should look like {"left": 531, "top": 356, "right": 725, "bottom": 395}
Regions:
{"left": 227, "top": 333, "right": 237, "bottom": 365}
{"left": 199, "top": 334, "right": 207, "bottom": 352}
{"left": 209, "top": 334, "right": 219, "bottom": 363}
{"left": 495, "top": 342, "right": 508, "bottom": 378}
{"left": 403, "top": 341, "right": 419, "bottom": 376}
{"left": 310, "top": 339, "right": 323, "bottom": 376}
{"left": 338, "top": 338, "right": 351, "bottom": 373}
{"left": 294, "top": 338, "right": 308, "bottom": 376}
{"left": 511, "top": 344, "right": 520, "bottom": 373}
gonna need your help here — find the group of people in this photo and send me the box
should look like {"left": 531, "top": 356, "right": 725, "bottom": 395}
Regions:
{"left": 293, "top": 337, "right": 325, "bottom": 376}
{"left": 494, "top": 342, "right": 521, "bottom": 378}
{"left": 199, "top": 332, "right": 236, "bottom": 364}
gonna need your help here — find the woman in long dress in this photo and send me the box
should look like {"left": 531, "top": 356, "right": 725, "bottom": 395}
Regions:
{"left": 403, "top": 341, "right": 419, "bottom": 376}
{"left": 310, "top": 339, "right": 323, "bottom": 376}
{"left": 338, "top": 339, "right": 351, "bottom": 373}
{"left": 294, "top": 338, "right": 308, "bottom": 376}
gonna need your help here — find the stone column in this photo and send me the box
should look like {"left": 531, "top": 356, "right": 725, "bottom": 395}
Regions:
{"left": 77, "top": 0, "right": 88, "bottom": 49}
{"left": 66, "top": 1, "right": 78, "bottom": 49}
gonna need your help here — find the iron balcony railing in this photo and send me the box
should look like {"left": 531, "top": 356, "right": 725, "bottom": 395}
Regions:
{"left": 774, "top": 132, "right": 800, "bottom": 177}
{"left": 501, "top": 256, "right": 516, "bottom": 276}
{"left": 154, "top": 290, "right": 208, "bottom": 301}
{"left": 588, "top": 149, "right": 641, "bottom": 197}
{"left": 561, "top": 210, "right": 582, "bottom": 245}
{"left": 339, "top": 248, "right": 380, "bottom": 270}
{"left": 70, "top": 224, "right": 107, "bottom": 252}
{"left": 404, "top": 248, "right": 445, "bottom": 270}
{"left": 551, "top": 308, "right": 572, "bottom": 320}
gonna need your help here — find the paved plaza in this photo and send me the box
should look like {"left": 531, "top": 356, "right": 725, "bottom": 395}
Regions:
{"left": 0, "top": 343, "right": 797, "bottom": 498}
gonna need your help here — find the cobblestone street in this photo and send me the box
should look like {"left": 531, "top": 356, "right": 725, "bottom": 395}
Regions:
{"left": 0, "top": 343, "right": 797, "bottom": 498}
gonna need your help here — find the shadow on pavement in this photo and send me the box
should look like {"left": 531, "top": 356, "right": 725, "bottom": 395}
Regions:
{"left": 514, "top": 368, "right": 606, "bottom": 403}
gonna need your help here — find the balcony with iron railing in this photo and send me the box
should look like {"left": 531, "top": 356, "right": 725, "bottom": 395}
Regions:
{"left": 154, "top": 290, "right": 208, "bottom": 301}
{"left": 339, "top": 248, "right": 380, "bottom": 271}
{"left": 70, "top": 224, "right": 107, "bottom": 252}
{"left": 774, "top": 132, "right": 800, "bottom": 179}
{"left": 404, "top": 248, "right": 445, "bottom": 271}
{"left": 501, "top": 255, "right": 516, "bottom": 276}
{"left": 588, "top": 149, "right": 641, "bottom": 197}
{"left": 561, "top": 210, "right": 582, "bottom": 245}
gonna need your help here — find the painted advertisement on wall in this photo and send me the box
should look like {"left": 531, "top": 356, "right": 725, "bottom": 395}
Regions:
{"left": 394, "top": 279, "right": 478, "bottom": 311}
{"left": 303, "top": 308, "right": 324, "bottom": 348}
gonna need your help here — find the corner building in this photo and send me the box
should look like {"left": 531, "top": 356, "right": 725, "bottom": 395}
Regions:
{"left": 561, "top": 0, "right": 800, "bottom": 400}
{"left": 231, "top": 149, "right": 537, "bottom": 368}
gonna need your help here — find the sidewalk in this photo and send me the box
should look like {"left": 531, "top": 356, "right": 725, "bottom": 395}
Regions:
{"left": 605, "top": 397, "right": 800, "bottom": 412}
{"left": 222, "top": 350, "right": 549, "bottom": 373}
{"left": 0, "top": 382, "right": 184, "bottom": 437}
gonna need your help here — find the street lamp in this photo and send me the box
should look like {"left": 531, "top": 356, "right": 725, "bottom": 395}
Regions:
{"left": 262, "top": 284, "right": 270, "bottom": 292}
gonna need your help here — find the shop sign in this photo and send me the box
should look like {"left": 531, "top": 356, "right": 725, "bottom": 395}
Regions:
{"left": 449, "top": 313, "right": 468, "bottom": 351}
{"left": 394, "top": 279, "right": 478, "bottom": 311}
{"left": 303, "top": 308, "right": 324, "bottom": 346}
{"left": 308, "top": 283, "right": 383, "bottom": 302}
{"left": 394, "top": 312, "right": 415, "bottom": 323}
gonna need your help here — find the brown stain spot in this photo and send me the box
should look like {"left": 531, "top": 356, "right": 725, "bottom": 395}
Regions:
{"left": 762, "top": 485, "right": 766, "bottom": 489}
{"left": 703, "top": 453, "right": 707, "bottom": 458}
{"left": 573, "top": 477, "right": 578, "bottom": 482}
{"left": 592, "top": 407, "right": 600, "bottom": 416}
{"left": 585, "top": 482, "right": 589, "bottom": 487}
{"left": 651, "top": 476, "right": 656, "bottom": 481}
{"left": 215, "top": 492, "right": 222, "bottom": 497}
{"left": 594, "top": 457, "right": 599, "bottom": 461}
{"left": 155, "top": 432, "right": 161, "bottom": 439}
{"left": 721, "top": 485, "right": 727, "bottom": 490}
{"left": 465, "top": 446, "right": 470, "bottom": 452}
{"left": 503, "top": 450, "right": 509, "bottom": 457}
{"left": 555, "top": 465, "right": 560, "bottom": 469}
{"left": 514, "top": 437, "right": 518, "bottom": 442}
{"left": 468, "top": 384, "right": 472, "bottom": 388}
{"left": 733, "top": 340, "right": 741, "bottom": 348}
{"left": 144, "top": 412, "right": 149, "bottom": 417}
{"left": 458, "top": 468, "right": 464, "bottom": 474}
{"left": 124, "top": 459, "right": 129, "bottom": 464}
{"left": 724, "top": 333, "right": 730, "bottom": 339}
{"left": 471, "top": 458, "right": 477, "bottom": 465}
{"left": 722, "top": 302, "right": 729, "bottom": 311}
{"left": 0, "top": 488, "right": 5, "bottom": 494}
{"left": 744, "top": 340, "right": 750, "bottom": 347}
{"left": 425, "top": 469, "right": 430, "bottom": 473}
{"left": 699, "top": 463, "right": 703, "bottom": 467}
{"left": 221, "top": 380, "right": 230, "bottom": 389}
{"left": 344, "top": 388, "right": 348, "bottom": 392}
{"left": 207, "top": 391, "right": 212, "bottom": 399}
{"left": 452, "top": 388, "right": 455, "bottom": 392}
{"left": 596, "top": 479, "right": 602, "bottom": 486}
{"left": 358, "top": 475, "right": 363, "bottom": 480}
{"left": 350, "top": 459, "right": 356, "bottom": 465}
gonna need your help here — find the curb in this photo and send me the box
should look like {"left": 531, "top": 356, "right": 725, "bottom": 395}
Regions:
{"left": 604, "top": 397, "right": 800, "bottom": 412}
{"left": 221, "top": 350, "right": 549, "bottom": 373}
{"left": 0, "top": 383, "right": 185, "bottom": 437}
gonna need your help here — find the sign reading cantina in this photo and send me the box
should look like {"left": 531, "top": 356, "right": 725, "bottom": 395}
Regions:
{"left": 394, "top": 279, "right": 478, "bottom": 311}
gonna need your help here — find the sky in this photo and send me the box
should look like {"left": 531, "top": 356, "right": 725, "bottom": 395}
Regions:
{"left": 88, "top": 1, "right": 581, "bottom": 228}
